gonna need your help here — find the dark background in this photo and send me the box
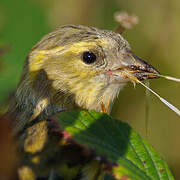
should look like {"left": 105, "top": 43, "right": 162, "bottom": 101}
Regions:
{"left": 0, "top": 0, "right": 180, "bottom": 178}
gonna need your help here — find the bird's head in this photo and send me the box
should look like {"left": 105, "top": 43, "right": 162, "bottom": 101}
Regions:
{"left": 16, "top": 25, "right": 159, "bottom": 118}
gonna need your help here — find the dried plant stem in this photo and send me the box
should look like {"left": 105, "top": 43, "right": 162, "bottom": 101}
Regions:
{"left": 158, "top": 75, "right": 180, "bottom": 82}
{"left": 122, "top": 70, "right": 180, "bottom": 117}
{"left": 145, "top": 80, "right": 150, "bottom": 138}
{"left": 137, "top": 79, "right": 180, "bottom": 117}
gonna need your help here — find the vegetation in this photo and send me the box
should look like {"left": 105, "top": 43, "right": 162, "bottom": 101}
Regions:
{"left": 0, "top": 0, "right": 179, "bottom": 179}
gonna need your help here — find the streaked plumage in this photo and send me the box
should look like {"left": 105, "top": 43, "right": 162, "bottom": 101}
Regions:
{"left": 7, "top": 25, "right": 159, "bottom": 180}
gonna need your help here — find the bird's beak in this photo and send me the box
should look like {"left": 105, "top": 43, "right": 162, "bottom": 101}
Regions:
{"left": 114, "top": 51, "right": 160, "bottom": 81}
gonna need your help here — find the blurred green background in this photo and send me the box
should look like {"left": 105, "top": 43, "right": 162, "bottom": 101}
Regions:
{"left": 0, "top": 0, "right": 179, "bottom": 178}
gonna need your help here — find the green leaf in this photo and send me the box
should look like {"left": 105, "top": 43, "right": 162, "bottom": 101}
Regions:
{"left": 57, "top": 110, "right": 174, "bottom": 180}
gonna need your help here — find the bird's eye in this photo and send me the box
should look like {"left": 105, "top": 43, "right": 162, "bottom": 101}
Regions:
{"left": 82, "top": 51, "right": 97, "bottom": 64}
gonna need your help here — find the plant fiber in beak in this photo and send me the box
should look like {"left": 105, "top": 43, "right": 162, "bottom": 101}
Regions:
{"left": 122, "top": 51, "right": 160, "bottom": 81}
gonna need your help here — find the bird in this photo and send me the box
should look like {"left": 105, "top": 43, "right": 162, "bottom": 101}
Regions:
{"left": 6, "top": 25, "right": 159, "bottom": 180}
